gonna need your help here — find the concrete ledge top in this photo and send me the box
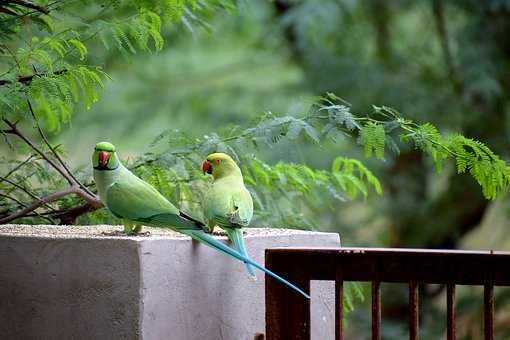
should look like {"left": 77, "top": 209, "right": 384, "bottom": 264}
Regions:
{"left": 0, "top": 224, "right": 338, "bottom": 241}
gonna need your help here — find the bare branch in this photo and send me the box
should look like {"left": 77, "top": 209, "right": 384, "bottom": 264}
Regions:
{"left": 0, "top": 192, "right": 55, "bottom": 223}
{"left": 0, "top": 0, "right": 49, "bottom": 14}
{"left": 10, "top": 201, "right": 102, "bottom": 224}
{"left": 0, "top": 154, "right": 35, "bottom": 184}
{"left": 54, "top": 202, "right": 100, "bottom": 225}
{"left": 0, "top": 6, "right": 17, "bottom": 15}
{"left": 2, "top": 118, "right": 75, "bottom": 186}
{"left": 0, "top": 192, "right": 26, "bottom": 207}
{"left": 0, "top": 175, "right": 56, "bottom": 212}
{"left": 0, "top": 186, "right": 79, "bottom": 224}
{"left": 26, "top": 99, "right": 96, "bottom": 197}
{"left": 1, "top": 118, "right": 103, "bottom": 223}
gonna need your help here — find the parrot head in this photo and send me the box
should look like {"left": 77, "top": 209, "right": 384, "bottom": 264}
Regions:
{"left": 92, "top": 142, "right": 119, "bottom": 170}
{"left": 202, "top": 153, "right": 241, "bottom": 178}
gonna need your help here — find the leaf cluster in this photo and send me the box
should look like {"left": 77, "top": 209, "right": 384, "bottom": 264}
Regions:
{"left": 0, "top": 0, "right": 240, "bottom": 224}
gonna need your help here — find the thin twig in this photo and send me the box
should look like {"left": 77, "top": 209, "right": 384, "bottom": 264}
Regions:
{"left": 0, "top": 186, "right": 79, "bottom": 224}
{"left": 0, "top": 192, "right": 55, "bottom": 223}
{"left": 2, "top": 118, "right": 75, "bottom": 186}
{"left": 0, "top": 6, "right": 17, "bottom": 15}
{"left": 22, "top": 201, "right": 101, "bottom": 224}
{"left": 0, "top": 154, "right": 35, "bottom": 184}
{"left": 0, "top": 175, "right": 57, "bottom": 212}
{"left": 26, "top": 99, "right": 96, "bottom": 197}
{"left": 1, "top": 118, "right": 102, "bottom": 223}
{"left": 0, "top": 192, "right": 27, "bottom": 207}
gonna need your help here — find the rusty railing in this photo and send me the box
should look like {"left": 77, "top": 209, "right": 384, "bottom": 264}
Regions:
{"left": 265, "top": 247, "right": 510, "bottom": 340}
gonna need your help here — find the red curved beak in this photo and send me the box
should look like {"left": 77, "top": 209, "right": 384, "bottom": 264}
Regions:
{"left": 202, "top": 160, "right": 212, "bottom": 174}
{"left": 98, "top": 151, "right": 110, "bottom": 167}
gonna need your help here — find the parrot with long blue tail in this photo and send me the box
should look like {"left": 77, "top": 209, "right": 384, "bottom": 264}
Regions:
{"left": 201, "top": 153, "right": 256, "bottom": 279}
{"left": 92, "top": 142, "right": 309, "bottom": 299}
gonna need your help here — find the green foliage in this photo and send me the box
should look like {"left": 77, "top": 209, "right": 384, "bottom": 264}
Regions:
{"left": 360, "top": 122, "right": 385, "bottom": 159}
{"left": 344, "top": 282, "right": 365, "bottom": 316}
{"left": 27, "top": 66, "right": 108, "bottom": 131}
{"left": 446, "top": 134, "right": 510, "bottom": 199}
{"left": 96, "top": 9, "right": 164, "bottom": 55}
{"left": 0, "top": 0, "right": 235, "bottom": 132}
{"left": 311, "top": 96, "right": 510, "bottom": 200}
{"left": 332, "top": 157, "right": 382, "bottom": 198}
{"left": 123, "top": 94, "right": 508, "bottom": 230}
{"left": 407, "top": 123, "right": 448, "bottom": 171}
{"left": 129, "top": 107, "right": 385, "bottom": 229}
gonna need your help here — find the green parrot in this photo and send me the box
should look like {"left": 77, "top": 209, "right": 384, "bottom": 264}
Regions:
{"left": 201, "top": 153, "right": 256, "bottom": 279}
{"left": 92, "top": 142, "right": 310, "bottom": 299}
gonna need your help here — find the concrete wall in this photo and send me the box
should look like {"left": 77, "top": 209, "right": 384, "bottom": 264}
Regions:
{"left": 0, "top": 225, "right": 340, "bottom": 340}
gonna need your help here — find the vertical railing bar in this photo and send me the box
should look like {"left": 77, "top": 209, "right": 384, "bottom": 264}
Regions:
{"left": 265, "top": 250, "right": 311, "bottom": 340}
{"left": 335, "top": 268, "right": 344, "bottom": 340}
{"left": 372, "top": 280, "right": 381, "bottom": 340}
{"left": 446, "top": 284, "right": 456, "bottom": 340}
{"left": 409, "top": 281, "right": 419, "bottom": 340}
{"left": 484, "top": 284, "right": 494, "bottom": 340}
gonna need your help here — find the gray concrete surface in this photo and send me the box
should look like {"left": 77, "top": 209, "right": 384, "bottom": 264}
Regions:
{"left": 0, "top": 225, "right": 340, "bottom": 340}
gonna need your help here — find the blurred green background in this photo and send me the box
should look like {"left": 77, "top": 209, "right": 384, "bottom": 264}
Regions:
{"left": 69, "top": 2, "right": 510, "bottom": 337}
{"left": 3, "top": 0, "right": 510, "bottom": 338}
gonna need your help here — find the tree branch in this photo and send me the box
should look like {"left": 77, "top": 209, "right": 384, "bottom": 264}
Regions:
{"left": 0, "top": 69, "right": 67, "bottom": 86}
{"left": 53, "top": 203, "right": 99, "bottom": 225}
{"left": 1, "top": 118, "right": 103, "bottom": 223}
{"left": 0, "top": 186, "right": 79, "bottom": 224}
{"left": 0, "top": 154, "right": 35, "bottom": 184}
{"left": 0, "top": 192, "right": 55, "bottom": 223}
{"left": 0, "top": 175, "right": 57, "bottom": 212}
{"left": 26, "top": 99, "right": 97, "bottom": 197}
{"left": 2, "top": 118, "right": 75, "bottom": 186}
{"left": 0, "top": 192, "right": 27, "bottom": 208}
{"left": 0, "top": 5, "right": 17, "bottom": 15}
{"left": 0, "top": 0, "right": 49, "bottom": 14}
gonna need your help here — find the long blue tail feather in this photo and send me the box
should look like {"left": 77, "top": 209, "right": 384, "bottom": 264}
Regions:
{"left": 226, "top": 228, "right": 257, "bottom": 278}
{"left": 142, "top": 213, "right": 310, "bottom": 299}
{"left": 187, "top": 229, "right": 310, "bottom": 299}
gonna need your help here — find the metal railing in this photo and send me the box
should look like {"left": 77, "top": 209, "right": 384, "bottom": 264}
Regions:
{"left": 265, "top": 247, "right": 510, "bottom": 340}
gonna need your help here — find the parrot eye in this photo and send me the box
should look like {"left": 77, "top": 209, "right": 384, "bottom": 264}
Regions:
{"left": 215, "top": 159, "right": 221, "bottom": 165}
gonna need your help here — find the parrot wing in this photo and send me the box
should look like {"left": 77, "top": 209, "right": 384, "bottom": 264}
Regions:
{"left": 227, "top": 187, "right": 253, "bottom": 227}
{"left": 106, "top": 181, "right": 204, "bottom": 231}
{"left": 105, "top": 178, "right": 178, "bottom": 219}
{"left": 206, "top": 185, "right": 253, "bottom": 228}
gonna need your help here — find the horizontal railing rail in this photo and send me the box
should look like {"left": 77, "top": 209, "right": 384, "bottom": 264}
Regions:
{"left": 265, "top": 247, "right": 510, "bottom": 340}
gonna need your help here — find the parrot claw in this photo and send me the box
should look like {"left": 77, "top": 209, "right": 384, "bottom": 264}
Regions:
{"left": 212, "top": 229, "right": 228, "bottom": 236}
{"left": 248, "top": 274, "right": 258, "bottom": 282}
